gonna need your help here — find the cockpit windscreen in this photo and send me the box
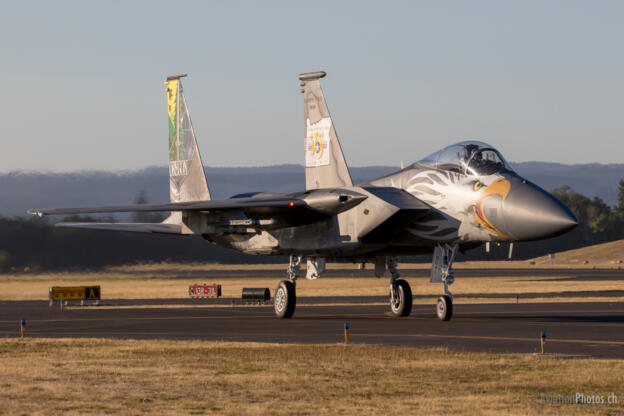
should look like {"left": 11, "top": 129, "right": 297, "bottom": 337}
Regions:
{"left": 418, "top": 141, "right": 512, "bottom": 176}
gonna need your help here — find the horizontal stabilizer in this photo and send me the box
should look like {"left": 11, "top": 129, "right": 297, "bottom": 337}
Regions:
{"left": 55, "top": 222, "right": 183, "bottom": 234}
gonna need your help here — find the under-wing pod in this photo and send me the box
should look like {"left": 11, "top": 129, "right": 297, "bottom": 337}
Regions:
{"left": 301, "top": 189, "right": 367, "bottom": 216}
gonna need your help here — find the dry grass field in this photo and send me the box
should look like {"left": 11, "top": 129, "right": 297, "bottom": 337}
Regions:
{"left": 1, "top": 271, "right": 623, "bottom": 303}
{"left": 0, "top": 338, "right": 622, "bottom": 415}
{"left": 0, "top": 260, "right": 623, "bottom": 303}
{"left": 1, "top": 240, "right": 622, "bottom": 302}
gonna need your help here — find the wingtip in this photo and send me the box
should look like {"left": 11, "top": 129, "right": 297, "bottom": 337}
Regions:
{"left": 27, "top": 209, "right": 46, "bottom": 218}
{"left": 299, "top": 71, "right": 326, "bottom": 81}
{"left": 166, "top": 73, "right": 188, "bottom": 81}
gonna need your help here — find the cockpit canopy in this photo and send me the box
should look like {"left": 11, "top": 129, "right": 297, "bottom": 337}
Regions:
{"left": 418, "top": 141, "right": 513, "bottom": 176}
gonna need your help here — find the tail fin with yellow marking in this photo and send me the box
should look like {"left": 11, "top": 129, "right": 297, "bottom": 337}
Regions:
{"left": 165, "top": 74, "right": 211, "bottom": 203}
{"left": 299, "top": 71, "right": 352, "bottom": 190}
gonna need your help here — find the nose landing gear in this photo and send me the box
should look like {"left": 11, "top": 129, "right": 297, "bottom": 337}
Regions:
{"left": 431, "top": 243, "right": 458, "bottom": 321}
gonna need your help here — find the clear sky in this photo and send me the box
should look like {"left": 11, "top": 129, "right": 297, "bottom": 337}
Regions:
{"left": 1, "top": 0, "right": 622, "bottom": 172}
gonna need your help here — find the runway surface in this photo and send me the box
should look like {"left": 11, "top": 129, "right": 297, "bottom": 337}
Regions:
{"left": 2, "top": 299, "right": 623, "bottom": 358}
{"left": 1, "top": 268, "right": 622, "bottom": 358}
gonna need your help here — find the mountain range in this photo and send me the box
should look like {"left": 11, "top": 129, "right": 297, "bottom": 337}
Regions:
{"left": 1, "top": 162, "right": 623, "bottom": 218}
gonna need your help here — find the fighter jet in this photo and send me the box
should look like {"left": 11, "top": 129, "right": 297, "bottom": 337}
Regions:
{"left": 29, "top": 72, "right": 578, "bottom": 321}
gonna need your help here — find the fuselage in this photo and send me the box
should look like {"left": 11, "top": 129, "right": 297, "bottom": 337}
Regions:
{"left": 203, "top": 142, "right": 577, "bottom": 259}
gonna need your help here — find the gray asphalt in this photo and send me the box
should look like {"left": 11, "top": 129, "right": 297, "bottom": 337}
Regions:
{"left": 1, "top": 268, "right": 622, "bottom": 358}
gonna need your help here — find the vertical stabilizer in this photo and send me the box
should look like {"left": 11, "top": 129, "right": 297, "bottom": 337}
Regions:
{"left": 299, "top": 71, "right": 353, "bottom": 190}
{"left": 165, "top": 74, "right": 211, "bottom": 203}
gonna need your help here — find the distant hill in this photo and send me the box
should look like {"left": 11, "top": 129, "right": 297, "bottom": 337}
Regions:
{"left": 531, "top": 239, "right": 624, "bottom": 266}
{"left": 1, "top": 162, "right": 623, "bottom": 217}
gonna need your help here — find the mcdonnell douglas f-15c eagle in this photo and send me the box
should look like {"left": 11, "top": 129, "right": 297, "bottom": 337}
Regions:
{"left": 29, "top": 72, "right": 578, "bottom": 321}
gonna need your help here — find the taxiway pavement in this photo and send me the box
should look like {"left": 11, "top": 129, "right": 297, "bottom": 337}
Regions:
{"left": 1, "top": 268, "right": 622, "bottom": 357}
{"left": 1, "top": 299, "right": 622, "bottom": 358}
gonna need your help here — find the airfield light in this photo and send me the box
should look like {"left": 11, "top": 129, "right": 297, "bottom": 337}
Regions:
{"left": 344, "top": 322, "right": 349, "bottom": 345}
{"left": 20, "top": 319, "right": 25, "bottom": 338}
{"left": 540, "top": 330, "right": 547, "bottom": 354}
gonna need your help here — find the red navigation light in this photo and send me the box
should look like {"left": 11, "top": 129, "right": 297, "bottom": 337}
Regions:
{"left": 287, "top": 201, "right": 295, "bottom": 207}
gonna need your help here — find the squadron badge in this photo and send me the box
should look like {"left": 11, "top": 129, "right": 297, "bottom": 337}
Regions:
{"left": 305, "top": 117, "right": 332, "bottom": 167}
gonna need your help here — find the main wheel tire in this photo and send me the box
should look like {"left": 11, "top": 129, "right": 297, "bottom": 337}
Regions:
{"left": 274, "top": 280, "right": 296, "bottom": 318}
{"left": 436, "top": 295, "right": 453, "bottom": 321}
{"left": 389, "top": 279, "right": 412, "bottom": 317}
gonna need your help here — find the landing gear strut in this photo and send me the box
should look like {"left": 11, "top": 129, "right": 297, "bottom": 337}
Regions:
{"left": 386, "top": 257, "right": 412, "bottom": 317}
{"left": 274, "top": 255, "right": 300, "bottom": 318}
{"left": 431, "top": 244, "right": 457, "bottom": 321}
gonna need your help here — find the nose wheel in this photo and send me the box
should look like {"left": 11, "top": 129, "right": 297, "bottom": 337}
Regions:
{"left": 436, "top": 295, "right": 453, "bottom": 321}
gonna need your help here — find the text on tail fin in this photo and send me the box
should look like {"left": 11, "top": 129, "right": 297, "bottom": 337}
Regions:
{"left": 164, "top": 75, "right": 211, "bottom": 203}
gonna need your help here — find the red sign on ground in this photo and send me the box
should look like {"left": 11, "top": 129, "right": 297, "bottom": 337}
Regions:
{"left": 188, "top": 284, "right": 221, "bottom": 298}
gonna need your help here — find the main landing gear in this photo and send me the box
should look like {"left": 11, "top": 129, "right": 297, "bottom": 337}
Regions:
{"left": 274, "top": 280, "right": 296, "bottom": 318}
{"left": 385, "top": 257, "right": 412, "bottom": 317}
{"left": 274, "top": 256, "right": 300, "bottom": 318}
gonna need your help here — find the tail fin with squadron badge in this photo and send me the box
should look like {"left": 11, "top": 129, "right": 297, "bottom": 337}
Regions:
{"left": 299, "top": 71, "right": 353, "bottom": 190}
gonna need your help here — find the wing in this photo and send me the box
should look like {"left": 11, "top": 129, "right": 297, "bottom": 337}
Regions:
{"left": 28, "top": 195, "right": 307, "bottom": 216}
{"left": 29, "top": 189, "right": 369, "bottom": 232}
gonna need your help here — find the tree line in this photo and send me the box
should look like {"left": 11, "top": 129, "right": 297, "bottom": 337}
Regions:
{"left": 1, "top": 182, "right": 623, "bottom": 271}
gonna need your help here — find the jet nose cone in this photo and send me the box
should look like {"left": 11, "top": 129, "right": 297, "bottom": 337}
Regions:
{"left": 501, "top": 181, "right": 578, "bottom": 240}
